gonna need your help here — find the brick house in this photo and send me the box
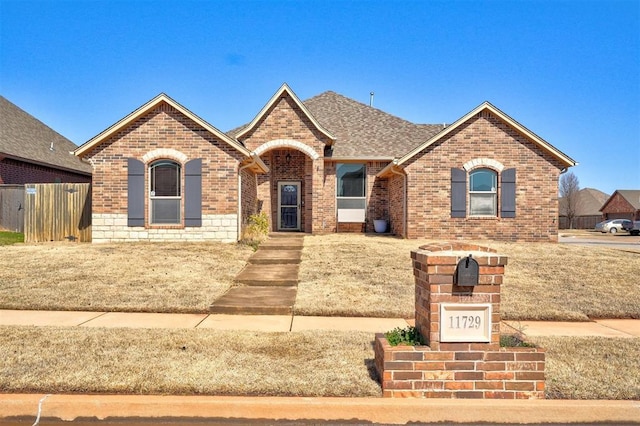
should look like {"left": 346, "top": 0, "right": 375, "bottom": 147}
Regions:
{"left": 1, "top": 96, "right": 92, "bottom": 184}
{"left": 559, "top": 187, "right": 609, "bottom": 229}
{"left": 599, "top": 190, "right": 640, "bottom": 221}
{"left": 74, "top": 84, "right": 576, "bottom": 243}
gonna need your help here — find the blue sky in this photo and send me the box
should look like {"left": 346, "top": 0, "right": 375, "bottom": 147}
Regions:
{"left": 1, "top": 0, "right": 638, "bottom": 195}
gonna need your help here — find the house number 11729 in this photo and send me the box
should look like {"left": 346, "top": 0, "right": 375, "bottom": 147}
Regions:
{"left": 449, "top": 315, "right": 482, "bottom": 329}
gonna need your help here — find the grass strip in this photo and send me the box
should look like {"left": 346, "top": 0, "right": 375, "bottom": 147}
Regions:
{"left": 529, "top": 336, "right": 640, "bottom": 400}
{"left": 0, "top": 231, "right": 23, "bottom": 245}
{"left": 0, "top": 326, "right": 381, "bottom": 397}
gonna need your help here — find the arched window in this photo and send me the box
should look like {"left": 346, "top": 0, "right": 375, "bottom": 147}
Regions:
{"left": 469, "top": 168, "right": 497, "bottom": 216}
{"left": 150, "top": 160, "right": 181, "bottom": 224}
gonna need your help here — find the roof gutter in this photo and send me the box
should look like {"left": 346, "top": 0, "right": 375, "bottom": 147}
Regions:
{"left": 376, "top": 160, "right": 397, "bottom": 178}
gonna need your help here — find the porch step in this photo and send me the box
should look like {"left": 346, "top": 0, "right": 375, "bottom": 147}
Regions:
{"left": 249, "top": 249, "right": 301, "bottom": 265}
{"left": 259, "top": 239, "right": 304, "bottom": 251}
{"left": 209, "top": 286, "right": 297, "bottom": 315}
{"left": 235, "top": 264, "right": 299, "bottom": 286}
{"left": 268, "top": 232, "right": 305, "bottom": 239}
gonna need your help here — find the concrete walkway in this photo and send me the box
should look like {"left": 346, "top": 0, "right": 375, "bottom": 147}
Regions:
{"left": 209, "top": 233, "right": 303, "bottom": 315}
{"left": 1, "top": 309, "right": 639, "bottom": 337}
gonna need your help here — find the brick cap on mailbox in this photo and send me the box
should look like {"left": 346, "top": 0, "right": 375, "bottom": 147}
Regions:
{"left": 412, "top": 242, "right": 507, "bottom": 266}
{"left": 419, "top": 242, "right": 497, "bottom": 253}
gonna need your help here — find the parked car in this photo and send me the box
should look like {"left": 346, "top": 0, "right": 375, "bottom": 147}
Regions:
{"left": 595, "top": 219, "right": 632, "bottom": 234}
{"left": 622, "top": 220, "right": 640, "bottom": 236}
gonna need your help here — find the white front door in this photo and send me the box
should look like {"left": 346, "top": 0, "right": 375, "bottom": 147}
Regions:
{"left": 277, "top": 181, "right": 300, "bottom": 231}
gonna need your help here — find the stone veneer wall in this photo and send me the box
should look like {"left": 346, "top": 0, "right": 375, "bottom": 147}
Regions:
{"left": 374, "top": 242, "right": 545, "bottom": 399}
{"left": 92, "top": 213, "right": 237, "bottom": 242}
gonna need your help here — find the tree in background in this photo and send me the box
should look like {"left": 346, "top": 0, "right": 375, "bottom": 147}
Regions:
{"left": 559, "top": 171, "right": 581, "bottom": 229}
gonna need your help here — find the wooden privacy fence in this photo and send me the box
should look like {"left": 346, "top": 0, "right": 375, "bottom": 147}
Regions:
{"left": 24, "top": 183, "right": 91, "bottom": 242}
{"left": 0, "top": 185, "right": 25, "bottom": 233}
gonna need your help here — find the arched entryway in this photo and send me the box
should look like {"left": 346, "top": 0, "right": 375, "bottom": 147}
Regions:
{"left": 254, "top": 141, "right": 320, "bottom": 233}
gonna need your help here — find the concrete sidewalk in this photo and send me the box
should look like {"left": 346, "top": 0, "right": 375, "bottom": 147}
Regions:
{"left": 1, "top": 394, "right": 639, "bottom": 424}
{"left": 0, "top": 309, "right": 409, "bottom": 333}
{"left": 1, "top": 309, "right": 639, "bottom": 337}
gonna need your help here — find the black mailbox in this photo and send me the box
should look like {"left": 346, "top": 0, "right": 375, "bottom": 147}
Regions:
{"left": 455, "top": 254, "right": 479, "bottom": 286}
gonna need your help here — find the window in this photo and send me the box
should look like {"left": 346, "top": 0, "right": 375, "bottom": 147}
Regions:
{"left": 150, "top": 160, "right": 181, "bottom": 224}
{"left": 469, "top": 168, "right": 497, "bottom": 216}
{"left": 336, "top": 163, "right": 366, "bottom": 222}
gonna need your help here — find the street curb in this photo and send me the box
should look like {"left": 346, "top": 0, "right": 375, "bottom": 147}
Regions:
{"left": 1, "top": 394, "right": 639, "bottom": 424}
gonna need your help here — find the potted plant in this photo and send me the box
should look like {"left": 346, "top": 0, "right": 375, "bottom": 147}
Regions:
{"left": 374, "top": 210, "right": 388, "bottom": 233}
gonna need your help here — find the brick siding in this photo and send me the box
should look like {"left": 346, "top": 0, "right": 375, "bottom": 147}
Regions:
{"left": 84, "top": 101, "right": 249, "bottom": 242}
{"left": 601, "top": 192, "right": 638, "bottom": 220}
{"left": 0, "top": 158, "right": 90, "bottom": 184}
{"left": 81, "top": 95, "right": 566, "bottom": 242}
{"left": 403, "top": 111, "right": 565, "bottom": 242}
{"left": 239, "top": 95, "right": 331, "bottom": 233}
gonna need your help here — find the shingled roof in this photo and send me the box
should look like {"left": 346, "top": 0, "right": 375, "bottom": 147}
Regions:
{"left": 559, "top": 187, "right": 609, "bottom": 216}
{"left": 303, "top": 91, "right": 444, "bottom": 159}
{"left": 601, "top": 189, "right": 640, "bottom": 211}
{"left": 1, "top": 96, "right": 91, "bottom": 175}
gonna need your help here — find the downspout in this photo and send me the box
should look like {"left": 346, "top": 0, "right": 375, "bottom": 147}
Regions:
{"left": 238, "top": 153, "right": 259, "bottom": 241}
{"left": 389, "top": 161, "right": 407, "bottom": 238}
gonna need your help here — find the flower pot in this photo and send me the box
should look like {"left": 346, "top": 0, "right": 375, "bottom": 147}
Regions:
{"left": 374, "top": 219, "right": 388, "bottom": 233}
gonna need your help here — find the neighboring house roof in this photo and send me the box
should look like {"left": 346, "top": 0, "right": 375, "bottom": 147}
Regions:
{"left": 600, "top": 189, "right": 640, "bottom": 212}
{"left": 234, "top": 83, "right": 336, "bottom": 143}
{"left": 0, "top": 96, "right": 92, "bottom": 175}
{"left": 303, "top": 91, "right": 444, "bottom": 160}
{"left": 559, "top": 187, "right": 609, "bottom": 216}
{"left": 74, "top": 93, "right": 268, "bottom": 172}
{"left": 389, "top": 102, "right": 577, "bottom": 172}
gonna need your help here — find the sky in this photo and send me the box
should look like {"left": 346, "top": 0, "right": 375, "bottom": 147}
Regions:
{"left": 1, "top": 0, "right": 638, "bottom": 195}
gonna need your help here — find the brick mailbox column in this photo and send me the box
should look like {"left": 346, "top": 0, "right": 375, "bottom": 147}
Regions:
{"left": 374, "top": 242, "right": 545, "bottom": 399}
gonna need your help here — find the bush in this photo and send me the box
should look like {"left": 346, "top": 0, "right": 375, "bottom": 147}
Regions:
{"left": 384, "top": 326, "right": 424, "bottom": 346}
{"left": 240, "top": 212, "right": 269, "bottom": 250}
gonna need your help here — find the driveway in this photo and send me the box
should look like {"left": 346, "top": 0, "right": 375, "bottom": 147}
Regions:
{"left": 559, "top": 231, "right": 640, "bottom": 252}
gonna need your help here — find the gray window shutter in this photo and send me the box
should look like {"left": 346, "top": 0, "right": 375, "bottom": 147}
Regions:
{"left": 501, "top": 168, "right": 516, "bottom": 218}
{"left": 184, "top": 159, "right": 202, "bottom": 227}
{"left": 127, "top": 158, "right": 145, "bottom": 227}
{"left": 451, "top": 168, "right": 467, "bottom": 218}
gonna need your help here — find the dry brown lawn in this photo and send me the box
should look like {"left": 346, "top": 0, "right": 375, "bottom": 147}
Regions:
{"left": 0, "top": 242, "right": 253, "bottom": 312}
{"left": 296, "top": 235, "right": 640, "bottom": 320}
{"left": 1, "top": 234, "right": 638, "bottom": 320}
{"left": 529, "top": 336, "right": 640, "bottom": 400}
{"left": 0, "top": 326, "right": 380, "bottom": 397}
{"left": 1, "top": 325, "right": 637, "bottom": 399}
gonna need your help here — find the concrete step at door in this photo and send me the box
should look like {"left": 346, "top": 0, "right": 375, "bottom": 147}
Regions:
{"left": 209, "top": 286, "right": 297, "bottom": 315}
{"left": 235, "top": 264, "right": 299, "bottom": 286}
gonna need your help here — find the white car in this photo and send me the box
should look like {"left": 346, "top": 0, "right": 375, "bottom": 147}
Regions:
{"left": 595, "top": 219, "right": 632, "bottom": 234}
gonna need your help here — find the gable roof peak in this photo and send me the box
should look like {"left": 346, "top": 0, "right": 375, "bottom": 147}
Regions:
{"left": 234, "top": 83, "right": 335, "bottom": 142}
{"left": 395, "top": 100, "right": 577, "bottom": 168}
{"left": 74, "top": 92, "right": 251, "bottom": 158}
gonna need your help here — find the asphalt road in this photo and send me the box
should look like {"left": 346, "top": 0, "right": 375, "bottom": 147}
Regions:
{"left": 558, "top": 231, "right": 640, "bottom": 252}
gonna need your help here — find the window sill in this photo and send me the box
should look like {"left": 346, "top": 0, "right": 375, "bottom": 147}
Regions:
{"left": 467, "top": 215, "right": 499, "bottom": 220}
{"left": 148, "top": 224, "right": 185, "bottom": 229}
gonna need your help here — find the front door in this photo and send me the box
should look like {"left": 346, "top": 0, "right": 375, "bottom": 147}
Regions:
{"left": 278, "top": 181, "right": 300, "bottom": 231}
